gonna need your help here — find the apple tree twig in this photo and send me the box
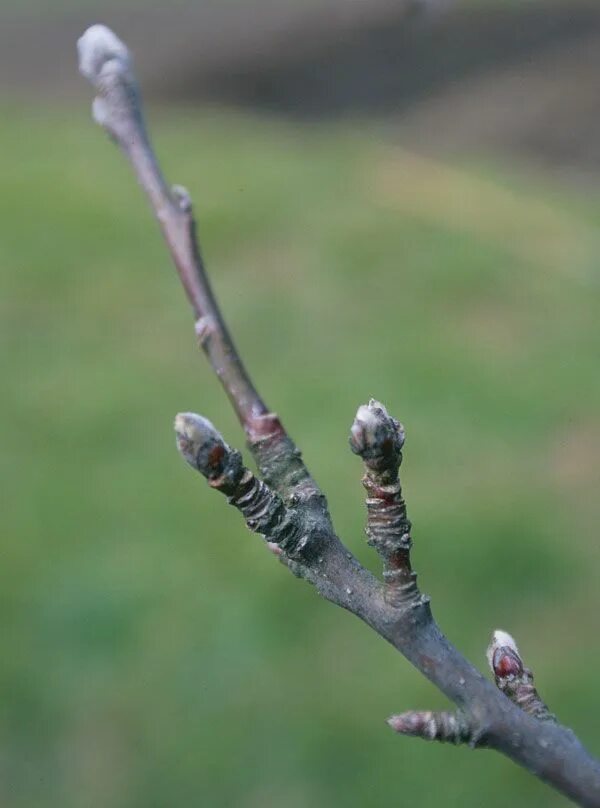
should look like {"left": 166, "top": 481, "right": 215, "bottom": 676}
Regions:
{"left": 78, "top": 26, "right": 600, "bottom": 807}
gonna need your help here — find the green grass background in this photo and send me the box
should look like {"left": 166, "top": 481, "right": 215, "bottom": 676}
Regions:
{"left": 1, "top": 104, "right": 599, "bottom": 807}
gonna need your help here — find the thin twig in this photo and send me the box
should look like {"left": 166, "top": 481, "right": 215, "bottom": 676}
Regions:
{"left": 77, "top": 25, "right": 322, "bottom": 508}
{"left": 350, "top": 399, "right": 421, "bottom": 608}
{"left": 78, "top": 27, "right": 266, "bottom": 431}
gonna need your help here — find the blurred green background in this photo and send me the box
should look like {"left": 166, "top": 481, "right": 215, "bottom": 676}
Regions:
{"left": 1, "top": 1, "right": 600, "bottom": 806}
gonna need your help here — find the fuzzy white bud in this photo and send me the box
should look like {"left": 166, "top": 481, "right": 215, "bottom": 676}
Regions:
{"left": 174, "top": 412, "right": 230, "bottom": 478}
{"left": 174, "top": 412, "right": 220, "bottom": 446}
{"left": 486, "top": 629, "right": 519, "bottom": 670}
{"left": 352, "top": 399, "right": 390, "bottom": 437}
{"left": 77, "top": 26, "right": 141, "bottom": 138}
{"left": 77, "top": 25, "right": 130, "bottom": 85}
{"left": 350, "top": 398, "right": 404, "bottom": 460}
{"left": 77, "top": 25, "right": 131, "bottom": 84}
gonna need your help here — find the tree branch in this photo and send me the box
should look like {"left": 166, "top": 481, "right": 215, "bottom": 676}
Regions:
{"left": 79, "top": 25, "right": 600, "bottom": 807}
{"left": 76, "top": 25, "right": 323, "bottom": 513}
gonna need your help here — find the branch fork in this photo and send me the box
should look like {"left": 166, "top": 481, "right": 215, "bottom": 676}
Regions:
{"left": 79, "top": 26, "right": 600, "bottom": 807}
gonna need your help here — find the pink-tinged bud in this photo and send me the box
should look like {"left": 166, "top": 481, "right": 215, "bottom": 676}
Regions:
{"left": 486, "top": 630, "right": 523, "bottom": 679}
{"left": 387, "top": 710, "right": 471, "bottom": 745}
{"left": 492, "top": 647, "right": 523, "bottom": 678}
{"left": 486, "top": 629, "right": 555, "bottom": 722}
{"left": 387, "top": 711, "right": 427, "bottom": 736}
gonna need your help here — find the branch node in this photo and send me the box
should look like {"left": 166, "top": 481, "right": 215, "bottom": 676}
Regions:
{"left": 195, "top": 314, "right": 218, "bottom": 346}
{"left": 383, "top": 569, "right": 423, "bottom": 608}
{"left": 248, "top": 423, "right": 325, "bottom": 509}
{"left": 172, "top": 184, "right": 192, "bottom": 212}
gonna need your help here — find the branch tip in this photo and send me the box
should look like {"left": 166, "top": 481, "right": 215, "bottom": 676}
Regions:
{"left": 350, "top": 398, "right": 417, "bottom": 605}
{"left": 77, "top": 24, "right": 143, "bottom": 138}
{"left": 387, "top": 710, "right": 472, "bottom": 745}
{"left": 350, "top": 398, "right": 404, "bottom": 467}
{"left": 77, "top": 24, "right": 130, "bottom": 85}
{"left": 174, "top": 412, "right": 229, "bottom": 479}
{"left": 171, "top": 184, "right": 193, "bottom": 212}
